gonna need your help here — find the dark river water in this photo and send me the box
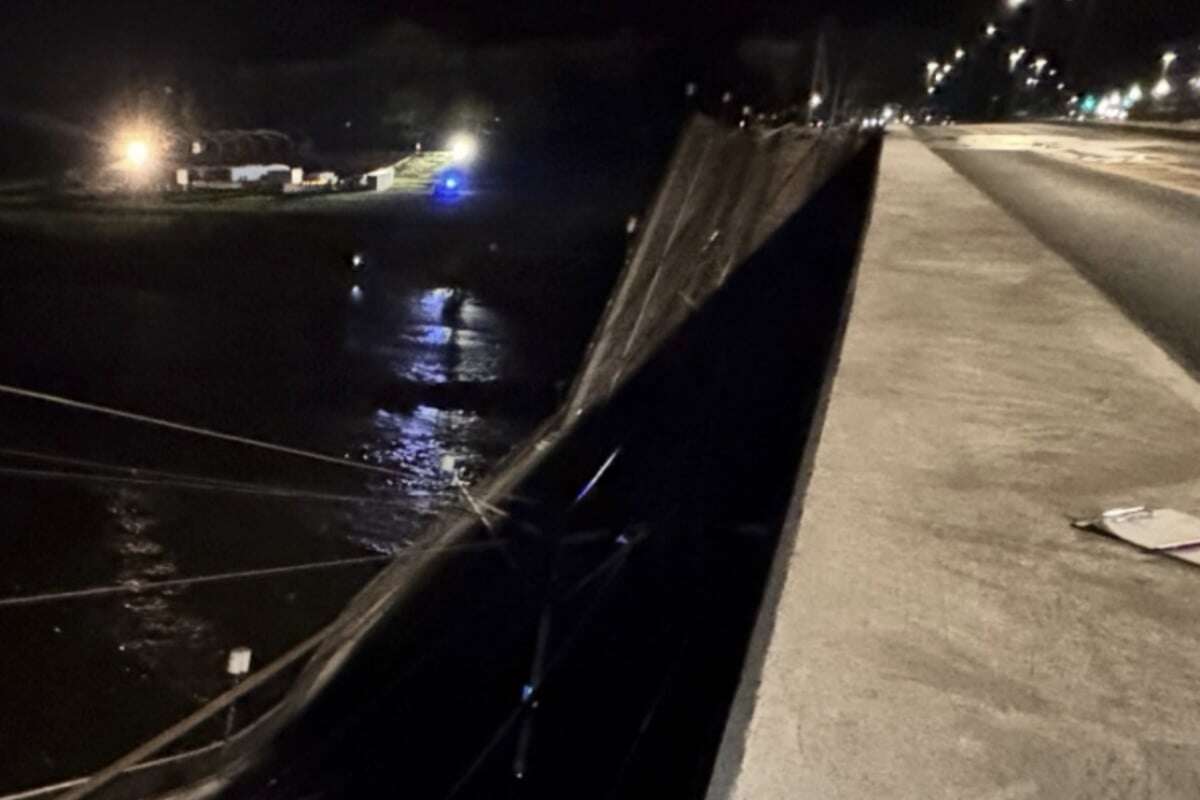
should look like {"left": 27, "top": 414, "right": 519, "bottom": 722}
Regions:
{"left": 0, "top": 183, "right": 637, "bottom": 791}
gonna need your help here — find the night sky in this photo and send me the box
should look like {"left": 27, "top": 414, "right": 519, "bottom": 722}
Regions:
{"left": 3, "top": 1, "right": 1195, "bottom": 85}
{"left": 0, "top": 0, "right": 1195, "bottom": 170}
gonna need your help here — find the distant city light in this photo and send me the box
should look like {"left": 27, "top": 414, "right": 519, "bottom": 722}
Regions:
{"left": 1007, "top": 0, "right": 1028, "bottom": 9}
{"left": 955, "top": 48, "right": 966, "bottom": 61}
{"left": 1008, "top": 48, "right": 1026, "bottom": 71}
{"left": 125, "top": 140, "right": 150, "bottom": 167}
{"left": 985, "top": 23, "right": 998, "bottom": 38}
{"left": 1033, "top": 56, "right": 1049, "bottom": 74}
{"left": 1152, "top": 78, "right": 1173, "bottom": 99}
{"left": 808, "top": 92, "right": 823, "bottom": 109}
{"left": 1099, "top": 91, "right": 1123, "bottom": 120}
{"left": 1162, "top": 51, "right": 1178, "bottom": 69}
{"left": 112, "top": 124, "right": 161, "bottom": 176}
{"left": 447, "top": 132, "right": 479, "bottom": 164}
{"left": 1125, "top": 83, "right": 1144, "bottom": 106}
{"left": 926, "top": 61, "right": 939, "bottom": 75}
{"left": 1093, "top": 90, "right": 1128, "bottom": 120}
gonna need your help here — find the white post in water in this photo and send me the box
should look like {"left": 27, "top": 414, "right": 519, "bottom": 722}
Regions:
{"left": 224, "top": 646, "right": 252, "bottom": 744}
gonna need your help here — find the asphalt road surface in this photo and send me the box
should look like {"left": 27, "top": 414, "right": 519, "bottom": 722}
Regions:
{"left": 919, "top": 122, "right": 1200, "bottom": 376}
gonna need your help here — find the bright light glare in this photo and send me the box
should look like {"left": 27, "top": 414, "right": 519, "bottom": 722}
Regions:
{"left": 1152, "top": 78, "right": 1173, "bottom": 99}
{"left": 1007, "top": 0, "right": 1027, "bottom": 9}
{"left": 1094, "top": 90, "right": 1129, "bottom": 120}
{"left": 985, "top": 23, "right": 998, "bottom": 37}
{"left": 808, "top": 92, "right": 823, "bottom": 109}
{"left": 1162, "top": 51, "right": 1178, "bottom": 68}
{"left": 113, "top": 123, "right": 161, "bottom": 173}
{"left": 447, "top": 132, "right": 479, "bottom": 164}
{"left": 126, "top": 140, "right": 150, "bottom": 166}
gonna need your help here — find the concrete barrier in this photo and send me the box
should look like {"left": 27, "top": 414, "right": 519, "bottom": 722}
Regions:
{"left": 708, "top": 127, "right": 1200, "bottom": 800}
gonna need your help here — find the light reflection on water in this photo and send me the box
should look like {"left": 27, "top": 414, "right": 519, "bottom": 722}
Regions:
{"left": 399, "top": 287, "right": 505, "bottom": 385}
{"left": 342, "top": 286, "right": 506, "bottom": 386}
{"left": 344, "top": 405, "right": 491, "bottom": 550}
{"left": 105, "top": 488, "right": 217, "bottom": 698}
{"left": 93, "top": 285, "right": 519, "bottom": 674}
{"left": 344, "top": 287, "right": 516, "bottom": 550}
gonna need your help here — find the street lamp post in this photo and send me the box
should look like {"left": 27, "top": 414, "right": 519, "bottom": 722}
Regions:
{"left": 807, "top": 92, "right": 823, "bottom": 125}
{"left": 1006, "top": 47, "right": 1028, "bottom": 118}
{"left": 1153, "top": 51, "right": 1178, "bottom": 102}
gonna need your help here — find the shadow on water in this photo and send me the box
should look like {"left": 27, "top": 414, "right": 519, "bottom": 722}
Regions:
{"left": 200, "top": 136, "right": 882, "bottom": 800}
